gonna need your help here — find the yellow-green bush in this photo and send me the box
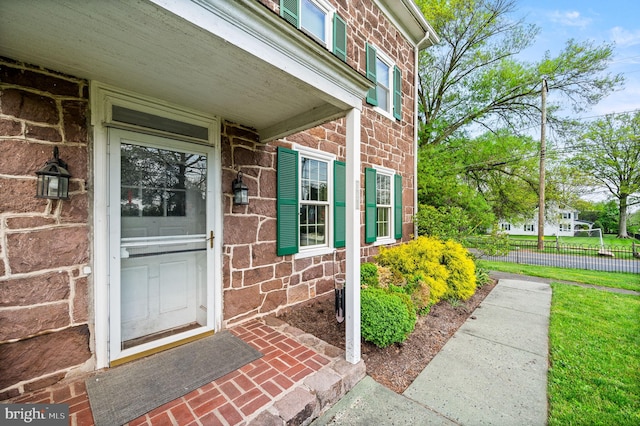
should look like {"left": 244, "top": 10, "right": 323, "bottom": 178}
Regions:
{"left": 442, "top": 240, "right": 477, "bottom": 300}
{"left": 375, "top": 236, "right": 476, "bottom": 304}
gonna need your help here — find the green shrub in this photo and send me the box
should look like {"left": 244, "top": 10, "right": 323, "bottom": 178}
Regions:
{"left": 360, "top": 262, "right": 379, "bottom": 287}
{"left": 361, "top": 287, "right": 416, "bottom": 348}
{"left": 475, "top": 265, "right": 492, "bottom": 287}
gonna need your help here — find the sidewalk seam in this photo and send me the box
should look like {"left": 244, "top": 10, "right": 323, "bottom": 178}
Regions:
{"left": 459, "top": 329, "right": 549, "bottom": 358}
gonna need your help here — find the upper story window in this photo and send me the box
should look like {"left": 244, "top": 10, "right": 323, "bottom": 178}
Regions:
{"left": 366, "top": 43, "right": 402, "bottom": 120}
{"left": 560, "top": 212, "right": 572, "bottom": 219}
{"left": 301, "top": 0, "right": 330, "bottom": 43}
{"left": 280, "top": 0, "right": 347, "bottom": 61}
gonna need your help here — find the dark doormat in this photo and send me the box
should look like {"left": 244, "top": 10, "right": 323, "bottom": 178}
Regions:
{"left": 86, "top": 331, "right": 262, "bottom": 426}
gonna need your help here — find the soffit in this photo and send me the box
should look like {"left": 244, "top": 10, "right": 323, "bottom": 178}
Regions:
{"left": 0, "top": 0, "right": 371, "bottom": 141}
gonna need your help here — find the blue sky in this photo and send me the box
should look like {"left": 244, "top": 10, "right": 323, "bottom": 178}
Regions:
{"left": 516, "top": 0, "right": 640, "bottom": 118}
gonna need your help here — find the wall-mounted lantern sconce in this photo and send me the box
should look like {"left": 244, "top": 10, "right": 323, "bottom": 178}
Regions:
{"left": 232, "top": 171, "right": 249, "bottom": 205}
{"left": 36, "top": 146, "right": 71, "bottom": 200}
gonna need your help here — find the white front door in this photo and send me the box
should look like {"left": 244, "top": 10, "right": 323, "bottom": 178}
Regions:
{"left": 108, "top": 128, "right": 216, "bottom": 361}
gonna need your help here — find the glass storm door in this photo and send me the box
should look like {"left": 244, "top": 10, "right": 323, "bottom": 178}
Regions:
{"left": 109, "top": 129, "right": 214, "bottom": 360}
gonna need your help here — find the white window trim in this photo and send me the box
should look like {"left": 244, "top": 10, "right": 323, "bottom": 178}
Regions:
{"left": 294, "top": 145, "right": 336, "bottom": 259}
{"left": 300, "top": 0, "right": 335, "bottom": 49}
{"left": 372, "top": 47, "right": 397, "bottom": 121}
{"left": 373, "top": 165, "right": 396, "bottom": 246}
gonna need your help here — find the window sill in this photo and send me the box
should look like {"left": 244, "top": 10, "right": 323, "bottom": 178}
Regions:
{"left": 373, "top": 237, "right": 396, "bottom": 247}
{"left": 294, "top": 247, "right": 335, "bottom": 260}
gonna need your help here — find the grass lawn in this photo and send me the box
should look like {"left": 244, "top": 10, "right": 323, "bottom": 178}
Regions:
{"left": 477, "top": 260, "right": 640, "bottom": 292}
{"left": 548, "top": 284, "right": 640, "bottom": 425}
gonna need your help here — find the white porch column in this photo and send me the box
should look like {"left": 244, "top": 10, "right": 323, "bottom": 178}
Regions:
{"left": 345, "top": 108, "right": 361, "bottom": 364}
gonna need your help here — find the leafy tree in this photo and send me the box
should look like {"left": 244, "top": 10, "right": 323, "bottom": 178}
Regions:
{"left": 412, "top": 0, "right": 623, "bottom": 240}
{"left": 415, "top": 0, "right": 623, "bottom": 147}
{"left": 568, "top": 112, "right": 640, "bottom": 238}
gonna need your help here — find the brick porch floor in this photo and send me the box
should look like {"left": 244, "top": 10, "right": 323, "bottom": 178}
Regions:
{"left": 7, "top": 318, "right": 365, "bottom": 425}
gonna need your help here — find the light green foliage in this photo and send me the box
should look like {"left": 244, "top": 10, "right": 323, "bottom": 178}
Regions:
{"left": 415, "top": 0, "right": 622, "bottom": 234}
{"left": 474, "top": 265, "right": 492, "bottom": 287}
{"left": 360, "top": 287, "right": 417, "bottom": 348}
{"left": 442, "top": 240, "right": 477, "bottom": 300}
{"left": 360, "top": 262, "right": 379, "bottom": 287}
{"left": 375, "top": 236, "right": 477, "bottom": 304}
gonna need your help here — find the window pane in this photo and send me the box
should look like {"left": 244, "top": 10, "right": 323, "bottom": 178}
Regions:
{"left": 301, "top": 0, "right": 326, "bottom": 42}
{"left": 301, "top": 157, "right": 328, "bottom": 202}
{"left": 376, "top": 58, "right": 390, "bottom": 111}
{"left": 377, "top": 207, "right": 389, "bottom": 238}
{"left": 300, "top": 204, "right": 326, "bottom": 246}
{"left": 376, "top": 174, "right": 391, "bottom": 205}
{"left": 120, "top": 143, "right": 206, "bottom": 220}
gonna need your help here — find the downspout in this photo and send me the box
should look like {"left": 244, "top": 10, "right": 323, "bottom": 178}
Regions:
{"left": 413, "top": 34, "right": 431, "bottom": 239}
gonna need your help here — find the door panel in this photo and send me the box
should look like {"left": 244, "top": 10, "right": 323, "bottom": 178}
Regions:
{"left": 109, "top": 129, "right": 214, "bottom": 358}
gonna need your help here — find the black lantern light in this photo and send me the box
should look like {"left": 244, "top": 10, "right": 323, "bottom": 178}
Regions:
{"left": 232, "top": 171, "right": 249, "bottom": 205}
{"left": 36, "top": 146, "right": 71, "bottom": 200}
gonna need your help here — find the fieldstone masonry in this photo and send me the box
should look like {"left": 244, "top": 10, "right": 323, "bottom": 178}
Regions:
{"left": 0, "top": 58, "right": 91, "bottom": 399}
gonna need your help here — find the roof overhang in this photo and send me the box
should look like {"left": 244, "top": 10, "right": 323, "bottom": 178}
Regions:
{"left": 376, "top": 0, "right": 439, "bottom": 48}
{"left": 0, "top": 0, "right": 372, "bottom": 141}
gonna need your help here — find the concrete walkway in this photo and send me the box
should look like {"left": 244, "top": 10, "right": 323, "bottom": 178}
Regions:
{"left": 312, "top": 278, "right": 552, "bottom": 425}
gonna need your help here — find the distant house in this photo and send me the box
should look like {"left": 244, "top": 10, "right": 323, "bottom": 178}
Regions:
{"left": 498, "top": 206, "right": 592, "bottom": 237}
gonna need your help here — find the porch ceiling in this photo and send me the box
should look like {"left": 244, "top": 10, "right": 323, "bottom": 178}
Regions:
{"left": 0, "top": 0, "right": 371, "bottom": 141}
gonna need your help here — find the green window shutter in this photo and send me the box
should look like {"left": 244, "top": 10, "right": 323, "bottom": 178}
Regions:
{"left": 333, "top": 14, "right": 347, "bottom": 62}
{"left": 277, "top": 147, "right": 299, "bottom": 256}
{"left": 365, "top": 43, "right": 378, "bottom": 106}
{"left": 393, "top": 66, "right": 402, "bottom": 120}
{"left": 334, "top": 161, "right": 346, "bottom": 248}
{"left": 394, "top": 174, "right": 402, "bottom": 239}
{"left": 280, "top": 0, "right": 299, "bottom": 27}
{"left": 365, "top": 167, "right": 377, "bottom": 243}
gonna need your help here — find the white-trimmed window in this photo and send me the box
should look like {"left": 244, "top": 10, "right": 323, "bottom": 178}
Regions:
{"left": 560, "top": 212, "right": 572, "bottom": 219}
{"left": 365, "top": 167, "right": 402, "bottom": 244}
{"left": 501, "top": 223, "right": 511, "bottom": 231}
{"left": 365, "top": 43, "right": 402, "bottom": 120}
{"left": 299, "top": 149, "right": 331, "bottom": 249}
{"left": 524, "top": 224, "right": 534, "bottom": 232}
{"left": 280, "top": 0, "right": 347, "bottom": 61}
{"left": 277, "top": 146, "right": 346, "bottom": 258}
{"left": 559, "top": 223, "right": 572, "bottom": 232}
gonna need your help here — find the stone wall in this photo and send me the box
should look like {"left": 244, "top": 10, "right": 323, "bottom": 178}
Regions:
{"left": 221, "top": 122, "right": 347, "bottom": 326}
{"left": 257, "top": 0, "right": 418, "bottom": 262}
{"left": 222, "top": 0, "right": 419, "bottom": 325}
{"left": 0, "top": 58, "right": 92, "bottom": 399}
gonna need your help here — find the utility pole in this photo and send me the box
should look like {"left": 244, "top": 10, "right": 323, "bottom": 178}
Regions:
{"left": 537, "top": 77, "right": 548, "bottom": 250}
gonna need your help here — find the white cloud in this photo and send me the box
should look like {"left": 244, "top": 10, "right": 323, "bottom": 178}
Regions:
{"left": 547, "top": 10, "right": 592, "bottom": 28}
{"left": 610, "top": 26, "right": 640, "bottom": 47}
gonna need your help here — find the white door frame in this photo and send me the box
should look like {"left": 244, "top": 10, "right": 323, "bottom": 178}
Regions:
{"left": 90, "top": 82, "right": 223, "bottom": 368}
